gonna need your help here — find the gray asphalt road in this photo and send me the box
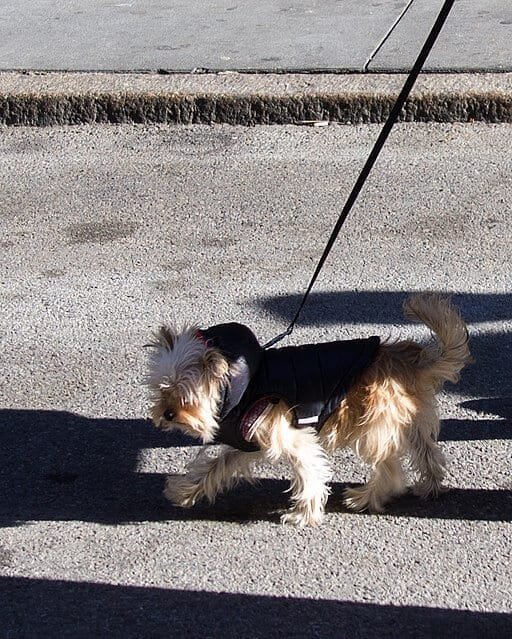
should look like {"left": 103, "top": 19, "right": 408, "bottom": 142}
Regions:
{"left": 0, "top": 123, "right": 511, "bottom": 637}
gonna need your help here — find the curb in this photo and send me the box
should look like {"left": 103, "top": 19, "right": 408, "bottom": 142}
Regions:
{"left": 1, "top": 72, "right": 512, "bottom": 126}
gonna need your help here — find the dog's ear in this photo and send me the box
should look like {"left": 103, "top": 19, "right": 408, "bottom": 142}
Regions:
{"left": 202, "top": 349, "right": 229, "bottom": 385}
{"left": 144, "top": 326, "right": 177, "bottom": 351}
{"left": 157, "top": 326, "right": 176, "bottom": 351}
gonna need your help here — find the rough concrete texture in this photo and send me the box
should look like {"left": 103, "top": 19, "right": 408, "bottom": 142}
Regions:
{"left": 1, "top": 72, "right": 512, "bottom": 126}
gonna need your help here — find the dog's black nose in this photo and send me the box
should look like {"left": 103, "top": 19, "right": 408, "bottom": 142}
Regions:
{"left": 163, "top": 410, "right": 175, "bottom": 422}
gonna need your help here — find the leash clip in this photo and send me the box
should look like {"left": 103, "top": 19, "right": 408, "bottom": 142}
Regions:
{"left": 263, "top": 325, "right": 294, "bottom": 349}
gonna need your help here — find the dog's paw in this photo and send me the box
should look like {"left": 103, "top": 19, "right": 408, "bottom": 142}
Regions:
{"left": 412, "top": 480, "right": 448, "bottom": 500}
{"left": 343, "top": 486, "right": 385, "bottom": 514}
{"left": 163, "top": 475, "right": 203, "bottom": 508}
{"left": 280, "top": 507, "right": 324, "bottom": 527}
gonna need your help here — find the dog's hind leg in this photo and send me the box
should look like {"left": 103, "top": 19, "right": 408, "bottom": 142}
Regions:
{"left": 343, "top": 453, "right": 406, "bottom": 513}
{"left": 408, "top": 403, "right": 447, "bottom": 499}
{"left": 164, "top": 448, "right": 261, "bottom": 508}
{"left": 342, "top": 369, "right": 415, "bottom": 513}
{"left": 343, "top": 407, "right": 409, "bottom": 513}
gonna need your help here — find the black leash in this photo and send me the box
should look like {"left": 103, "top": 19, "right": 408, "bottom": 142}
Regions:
{"left": 264, "top": 0, "right": 455, "bottom": 349}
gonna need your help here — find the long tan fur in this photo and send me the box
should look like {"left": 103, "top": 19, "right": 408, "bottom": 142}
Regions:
{"left": 321, "top": 294, "right": 471, "bottom": 514}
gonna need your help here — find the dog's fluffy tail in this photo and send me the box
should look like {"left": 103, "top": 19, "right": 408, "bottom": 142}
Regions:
{"left": 403, "top": 294, "right": 472, "bottom": 389}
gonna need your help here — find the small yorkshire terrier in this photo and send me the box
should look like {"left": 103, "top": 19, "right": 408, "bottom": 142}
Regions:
{"left": 146, "top": 294, "right": 471, "bottom": 526}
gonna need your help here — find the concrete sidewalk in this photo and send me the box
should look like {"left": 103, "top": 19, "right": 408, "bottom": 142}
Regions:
{"left": 0, "top": 0, "right": 511, "bottom": 125}
{"left": 1, "top": 0, "right": 510, "bottom": 73}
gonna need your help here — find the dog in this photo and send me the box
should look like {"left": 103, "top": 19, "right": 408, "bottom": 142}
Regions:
{"left": 146, "top": 294, "right": 471, "bottom": 526}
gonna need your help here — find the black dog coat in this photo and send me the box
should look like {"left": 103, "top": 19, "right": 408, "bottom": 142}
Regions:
{"left": 199, "top": 323, "right": 380, "bottom": 452}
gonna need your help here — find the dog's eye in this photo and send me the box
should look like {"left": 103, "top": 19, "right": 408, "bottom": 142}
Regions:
{"left": 163, "top": 410, "right": 175, "bottom": 422}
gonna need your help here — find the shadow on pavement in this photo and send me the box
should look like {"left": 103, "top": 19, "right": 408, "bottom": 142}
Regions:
{"left": 0, "top": 408, "right": 510, "bottom": 527}
{"left": 256, "top": 290, "right": 511, "bottom": 326}
{"left": 0, "top": 409, "right": 193, "bottom": 528}
{"left": 1, "top": 576, "right": 510, "bottom": 639}
{"left": 440, "top": 415, "right": 510, "bottom": 441}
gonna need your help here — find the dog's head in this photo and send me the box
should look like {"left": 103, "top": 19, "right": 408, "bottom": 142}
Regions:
{"left": 146, "top": 326, "right": 230, "bottom": 442}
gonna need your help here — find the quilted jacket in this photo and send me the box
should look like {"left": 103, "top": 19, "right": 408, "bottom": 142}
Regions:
{"left": 200, "top": 323, "right": 380, "bottom": 452}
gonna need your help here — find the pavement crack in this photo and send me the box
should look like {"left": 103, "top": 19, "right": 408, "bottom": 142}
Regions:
{"left": 364, "top": 0, "right": 416, "bottom": 71}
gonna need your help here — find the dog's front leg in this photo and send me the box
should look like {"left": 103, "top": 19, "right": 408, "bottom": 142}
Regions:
{"left": 281, "top": 427, "right": 331, "bottom": 526}
{"left": 164, "top": 447, "right": 260, "bottom": 508}
{"left": 255, "top": 409, "right": 331, "bottom": 526}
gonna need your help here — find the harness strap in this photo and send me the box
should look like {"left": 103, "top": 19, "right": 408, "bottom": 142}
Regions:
{"left": 264, "top": 0, "right": 456, "bottom": 350}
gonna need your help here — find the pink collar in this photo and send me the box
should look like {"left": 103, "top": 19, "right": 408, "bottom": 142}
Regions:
{"left": 194, "top": 329, "right": 211, "bottom": 347}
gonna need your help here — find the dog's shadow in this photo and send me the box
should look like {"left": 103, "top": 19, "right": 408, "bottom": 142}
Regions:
{"left": 1, "top": 408, "right": 510, "bottom": 527}
{"left": 175, "top": 479, "right": 512, "bottom": 525}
